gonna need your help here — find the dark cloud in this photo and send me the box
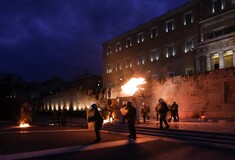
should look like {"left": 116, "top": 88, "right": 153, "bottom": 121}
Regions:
{"left": 0, "top": 0, "right": 188, "bottom": 82}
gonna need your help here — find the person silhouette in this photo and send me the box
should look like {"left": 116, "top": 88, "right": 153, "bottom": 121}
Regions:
{"left": 124, "top": 101, "right": 136, "bottom": 140}
{"left": 88, "top": 104, "right": 103, "bottom": 143}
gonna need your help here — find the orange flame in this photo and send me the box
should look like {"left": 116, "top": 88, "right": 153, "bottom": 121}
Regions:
{"left": 121, "top": 78, "right": 146, "bottom": 96}
{"left": 19, "top": 120, "right": 30, "bottom": 128}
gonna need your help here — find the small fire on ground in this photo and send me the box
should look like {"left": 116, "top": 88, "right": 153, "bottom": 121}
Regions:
{"left": 103, "top": 114, "right": 115, "bottom": 124}
{"left": 19, "top": 121, "right": 30, "bottom": 128}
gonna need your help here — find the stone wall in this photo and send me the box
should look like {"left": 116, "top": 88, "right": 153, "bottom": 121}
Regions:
{"left": 146, "top": 67, "right": 235, "bottom": 119}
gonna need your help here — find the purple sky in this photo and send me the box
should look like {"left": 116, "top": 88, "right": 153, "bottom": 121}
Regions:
{"left": 0, "top": 0, "right": 188, "bottom": 82}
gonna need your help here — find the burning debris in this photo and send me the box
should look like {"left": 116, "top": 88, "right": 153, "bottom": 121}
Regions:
{"left": 19, "top": 102, "right": 32, "bottom": 128}
{"left": 19, "top": 120, "right": 30, "bottom": 128}
{"left": 119, "top": 78, "right": 146, "bottom": 97}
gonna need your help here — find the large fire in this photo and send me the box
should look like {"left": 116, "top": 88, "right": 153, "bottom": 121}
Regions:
{"left": 121, "top": 77, "right": 146, "bottom": 96}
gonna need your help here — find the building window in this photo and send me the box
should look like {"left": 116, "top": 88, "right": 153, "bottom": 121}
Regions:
{"left": 224, "top": 50, "right": 233, "bottom": 68}
{"left": 152, "top": 73, "right": 159, "bottom": 79}
{"left": 137, "top": 32, "right": 144, "bottom": 43}
{"left": 186, "top": 68, "right": 194, "bottom": 75}
{"left": 213, "top": 27, "right": 224, "bottom": 38}
{"left": 115, "top": 63, "right": 122, "bottom": 71}
{"left": 137, "top": 55, "right": 145, "bottom": 65}
{"left": 151, "top": 27, "right": 158, "bottom": 38}
{"left": 212, "top": 0, "right": 224, "bottom": 13}
{"left": 166, "top": 19, "right": 174, "bottom": 32}
{"left": 184, "top": 11, "right": 193, "bottom": 25}
{"left": 150, "top": 49, "right": 159, "bottom": 62}
{"left": 214, "top": 30, "right": 224, "bottom": 37}
{"left": 116, "top": 42, "right": 121, "bottom": 52}
{"left": 106, "top": 65, "right": 112, "bottom": 74}
{"left": 126, "top": 38, "right": 132, "bottom": 48}
{"left": 106, "top": 47, "right": 111, "bottom": 55}
{"left": 126, "top": 58, "right": 132, "bottom": 68}
{"left": 185, "top": 39, "right": 194, "bottom": 53}
{"left": 166, "top": 46, "right": 175, "bottom": 58}
{"left": 168, "top": 72, "right": 175, "bottom": 77}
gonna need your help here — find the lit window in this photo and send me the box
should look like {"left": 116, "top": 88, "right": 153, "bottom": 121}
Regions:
{"left": 184, "top": 12, "right": 193, "bottom": 25}
{"left": 138, "top": 56, "right": 145, "bottom": 65}
{"left": 115, "top": 63, "right": 122, "bottom": 71}
{"left": 116, "top": 42, "right": 121, "bottom": 52}
{"left": 150, "top": 49, "right": 159, "bottom": 62}
{"left": 106, "top": 47, "right": 111, "bottom": 55}
{"left": 166, "top": 20, "right": 174, "bottom": 32}
{"left": 106, "top": 65, "right": 112, "bottom": 73}
{"left": 151, "top": 27, "right": 158, "bottom": 38}
{"left": 212, "top": 0, "right": 224, "bottom": 13}
{"left": 166, "top": 46, "right": 175, "bottom": 57}
{"left": 126, "top": 38, "right": 132, "bottom": 48}
{"left": 137, "top": 32, "right": 144, "bottom": 43}
{"left": 185, "top": 40, "right": 194, "bottom": 53}
{"left": 126, "top": 59, "right": 132, "bottom": 68}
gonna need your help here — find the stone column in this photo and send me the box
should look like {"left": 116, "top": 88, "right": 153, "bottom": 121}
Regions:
{"left": 206, "top": 54, "right": 211, "bottom": 71}
{"left": 195, "top": 56, "right": 200, "bottom": 73}
{"left": 233, "top": 50, "right": 235, "bottom": 67}
{"left": 219, "top": 52, "right": 225, "bottom": 69}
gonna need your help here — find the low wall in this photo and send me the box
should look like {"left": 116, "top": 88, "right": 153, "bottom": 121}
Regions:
{"left": 146, "top": 67, "right": 235, "bottom": 119}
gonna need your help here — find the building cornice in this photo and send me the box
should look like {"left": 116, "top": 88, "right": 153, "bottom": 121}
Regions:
{"left": 199, "top": 8, "right": 235, "bottom": 28}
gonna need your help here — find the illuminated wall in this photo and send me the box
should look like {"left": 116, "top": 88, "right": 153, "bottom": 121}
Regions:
{"left": 110, "top": 67, "right": 235, "bottom": 120}
{"left": 42, "top": 88, "right": 97, "bottom": 111}
{"left": 146, "top": 67, "right": 235, "bottom": 119}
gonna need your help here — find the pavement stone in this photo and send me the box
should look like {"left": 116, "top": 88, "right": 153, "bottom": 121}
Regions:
{"left": 1, "top": 118, "right": 235, "bottom": 160}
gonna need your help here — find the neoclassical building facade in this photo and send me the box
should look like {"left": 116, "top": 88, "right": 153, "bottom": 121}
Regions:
{"left": 103, "top": 0, "right": 235, "bottom": 90}
{"left": 195, "top": 0, "right": 235, "bottom": 72}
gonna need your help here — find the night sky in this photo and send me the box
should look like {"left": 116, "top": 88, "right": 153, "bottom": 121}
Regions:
{"left": 0, "top": 0, "right": 188, "bottom": 82}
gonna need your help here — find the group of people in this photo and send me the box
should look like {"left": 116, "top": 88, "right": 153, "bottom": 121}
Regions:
{"left": 155, "top": 99, "right": 179, "bottom": 129}
{"left": 88, "top": 98, "right": 179, "bottom": 143}
{"left": 88, "top": 101, "right": 137, "bottom": 143}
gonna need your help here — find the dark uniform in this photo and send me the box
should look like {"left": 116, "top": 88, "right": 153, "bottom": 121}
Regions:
{"left": 124, "top": 101, "right": 136, "bottom": 140}
{"left": 169, "top": 102, "right": 179, "bottom": 122}
{"left": 141, "top": 103, "right": 148, "bottom": 122}
{"left": 88, "top": 104, "right": 103, "bottom": 143}
{"left": 158, "top": 98, "right": 170, "bottom": 129}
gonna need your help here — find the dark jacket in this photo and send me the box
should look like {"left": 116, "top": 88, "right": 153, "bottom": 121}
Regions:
{"left": 171, "top": 102, "right": 178, "bottom": 116}
{"left": 124, "top": 105, "right": 136, "bottom": 123}
{"left": 159, "top": 102, "right": 169, "bottom": 118}
{"left": 88, "top": 108, "right": 103, "bottom": 130}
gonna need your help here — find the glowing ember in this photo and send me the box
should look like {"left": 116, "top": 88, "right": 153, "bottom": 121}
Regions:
{"left": 121, "top": 77, "right": 146, "bottom": 96}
